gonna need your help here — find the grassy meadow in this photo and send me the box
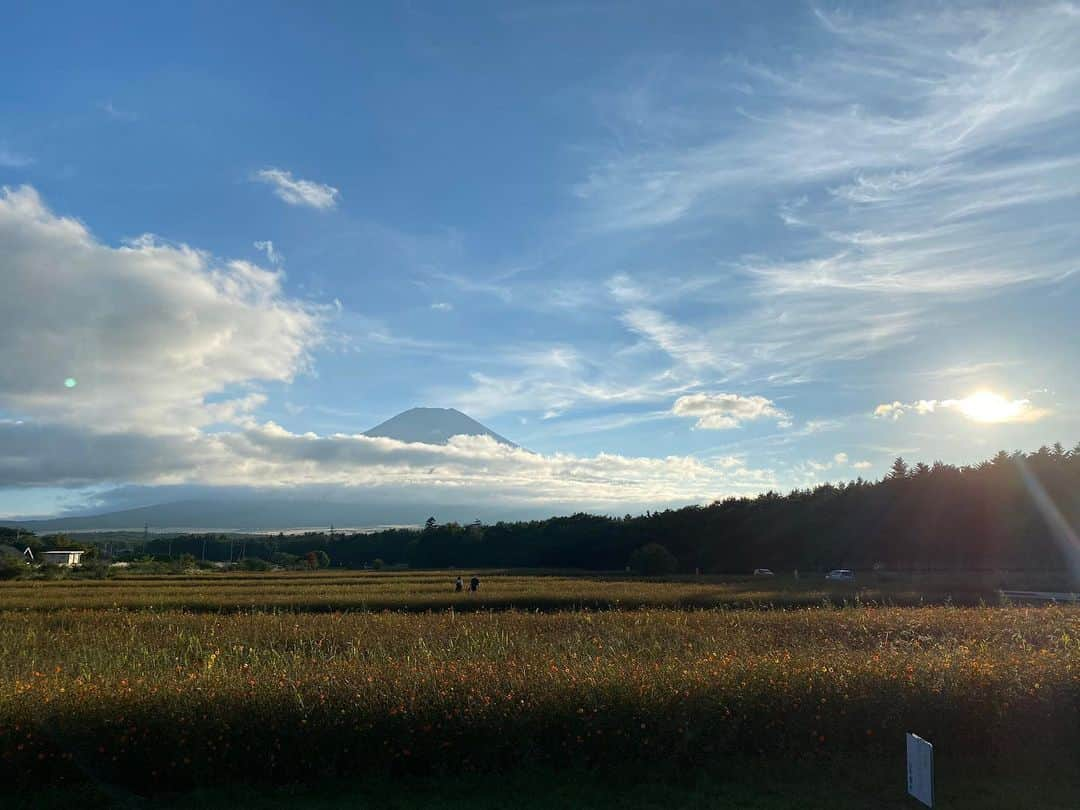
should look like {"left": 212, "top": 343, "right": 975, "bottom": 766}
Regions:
{"left": 1, "top": 571, "right": 1078, "bottom": 807}
{"left": 0, "top": 568, "right": 1062, "bottom": 612}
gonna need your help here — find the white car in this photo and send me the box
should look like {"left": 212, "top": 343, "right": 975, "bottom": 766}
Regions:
{"left": 753, "top": 568, "right": 775, "bottom": 577}
{"left": 825, "top": 569, "right": 855, "bottom": 581}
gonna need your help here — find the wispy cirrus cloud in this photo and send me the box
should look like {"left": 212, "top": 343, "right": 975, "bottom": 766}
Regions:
{"left": 253, "top": 240, "right": 283, "bottom": 265}
{"left": 255, "top": 167, "right": 340, "bottom": 210}
{"left": 573, "top": 2, "right": 1080, "bottom": 386}
{"left": 621, "top": 307, "right": 739, "bottom": 372}
{"left": 580, "top": 5, "right": 1080, "bottom": 244}
{"left": 425, "top": 270, "right": 512, "bottom": 303}
{"left": 606, "top": 280, "right": 919, "bottom": 384}
{"left": 444, "top": 345, "right": 697, "bottom": 419}
{"left": 916, "top": 361, "right": 1018, "bottom": 380}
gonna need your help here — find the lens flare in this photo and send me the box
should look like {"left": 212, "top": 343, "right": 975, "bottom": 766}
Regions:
{"left": 1015, "top": 458, "right": 1080, "bottom": 590}
{"left": 64, "top": 377, "right": 77, "bottom": 388}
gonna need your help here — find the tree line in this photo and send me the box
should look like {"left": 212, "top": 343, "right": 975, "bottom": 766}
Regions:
{"left": 310, "top": 443, "right": 1079, "bottom": 573}
{"left": 3, "top": 443, "right": 1078, "bottom": 574}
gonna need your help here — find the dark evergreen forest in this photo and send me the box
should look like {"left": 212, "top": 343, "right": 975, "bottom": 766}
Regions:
{"left": 166, "top": 444, "right": 1080, "bottom": 572}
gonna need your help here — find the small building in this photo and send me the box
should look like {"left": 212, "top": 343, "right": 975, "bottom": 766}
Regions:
{"left": 39, "top": 550, "right": 84, "bottom": 567}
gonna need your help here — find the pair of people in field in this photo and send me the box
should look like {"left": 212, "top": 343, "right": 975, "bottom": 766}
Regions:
{"left": 454, "top": 575, "right": 480, "bottom": 593}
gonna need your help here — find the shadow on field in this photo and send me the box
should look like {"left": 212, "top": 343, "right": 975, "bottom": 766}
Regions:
{"left": 9, "top": 760, "right": 1080, "bottom": 810}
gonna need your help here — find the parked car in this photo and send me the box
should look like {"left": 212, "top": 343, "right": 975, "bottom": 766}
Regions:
{"left": 825, "top": 569, "right": 855, "bottom": 581}
{"left": 753, "top": 568, "right": 775, "bottom": 577}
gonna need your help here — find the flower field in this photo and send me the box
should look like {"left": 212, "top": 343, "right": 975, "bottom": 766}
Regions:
{"left": 1, "top": 571, "right": 1077, "bottom": 802}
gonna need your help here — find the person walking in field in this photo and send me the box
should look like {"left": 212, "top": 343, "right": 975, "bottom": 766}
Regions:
{"left": 454, "top": 576, "right": 463, "bottom": 592}
{"left": 469, "top": 575, "right": 479, "bottom": 593}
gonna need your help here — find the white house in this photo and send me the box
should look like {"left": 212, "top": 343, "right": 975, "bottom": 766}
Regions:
{"left": 39, "top": 550, "right": 84, "bottom": 567}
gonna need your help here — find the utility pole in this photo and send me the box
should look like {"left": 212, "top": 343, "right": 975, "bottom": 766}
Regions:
{"left": 201, "top": 535, "right": 207, "bottom": 562}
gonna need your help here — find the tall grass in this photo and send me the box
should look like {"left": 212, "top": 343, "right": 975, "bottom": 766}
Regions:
{"left": 0, "top": 570, "right": 1016, "bottom": 612}
{"left": 1, "top": 602, "right": 1076, "bottom": 793}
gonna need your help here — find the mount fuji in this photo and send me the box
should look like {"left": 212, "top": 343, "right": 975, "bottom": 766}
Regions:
{"left": 363, "top": 407, "right": 516, "bottom": 447}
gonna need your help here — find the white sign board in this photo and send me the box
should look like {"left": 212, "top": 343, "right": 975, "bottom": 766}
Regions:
{"left": 906, "top": 733, "right": 934, "bottom": 807}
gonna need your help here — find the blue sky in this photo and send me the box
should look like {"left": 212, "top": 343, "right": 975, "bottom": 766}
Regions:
{"left": 1, "top": 1, "right": 1077, "bottom": 519}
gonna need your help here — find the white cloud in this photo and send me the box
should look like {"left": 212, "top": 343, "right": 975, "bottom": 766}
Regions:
{"left": 253, "top": 240, "right": 283, "bottom": 265}
{"left": 873, "top": 392, "right": 1048, "bottom": 424}
{"left": 205, "top": 393, "right": 269, "bottom": 426}
{"left": 672, "top": 393, "right": 790, "bottom": 430}
{"left": 833, "top": 452, "right": 848, "bottom": 464}
{"left": 430, "top": 302, "right": 453, "bottom": 311}
{"left": 255, "top": 168, "right": 340, "bottom": 210}
{"left": 874, "top": 400, "right": 936, "bottom": 420}
{"left": 0, "top": 185, "right": 324, "bottom": 433}
{"left": 797, "top": 419, "right": 843, "bottom": 436}
{"left": 852, "top": 461, "right": 872, "bottom": 470}
{"left": 0, "top": 420, "right": 780, "bottom": 507}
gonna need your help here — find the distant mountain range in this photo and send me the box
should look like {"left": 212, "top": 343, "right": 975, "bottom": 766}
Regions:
{"left": 5, "top": 408, "right": 524, "bottom": 532}
{"left": 5, "top": 497, "right": 543, "bottom": 534}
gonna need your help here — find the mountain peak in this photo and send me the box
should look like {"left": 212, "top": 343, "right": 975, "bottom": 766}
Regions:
{"left": 364, "top": 407, "right": 516, "bottom": 447}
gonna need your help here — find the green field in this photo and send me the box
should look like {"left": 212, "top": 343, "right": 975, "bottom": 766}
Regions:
{"left": 2, "top": 571, "right": 1077, "bottom": 808}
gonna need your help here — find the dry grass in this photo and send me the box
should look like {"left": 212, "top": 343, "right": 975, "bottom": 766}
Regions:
{"left": 0, "top": 578, "right": 1077, "bottom": 795}
{"left": 0, "top": 569, "right": 1027, "bottom": 612}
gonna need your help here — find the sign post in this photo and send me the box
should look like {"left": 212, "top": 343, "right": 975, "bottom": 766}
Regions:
{"left": 906, "top": 733, "right": 934, "bottom": 807}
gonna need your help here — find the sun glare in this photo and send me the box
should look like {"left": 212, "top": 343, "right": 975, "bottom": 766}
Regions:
{"left": 953, "top": 390, "right": 1026, "bottom": 423}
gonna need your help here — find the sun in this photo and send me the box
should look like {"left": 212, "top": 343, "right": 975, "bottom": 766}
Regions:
{"left": 953, "top": 391, "right": 1026, "bottom": 423}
